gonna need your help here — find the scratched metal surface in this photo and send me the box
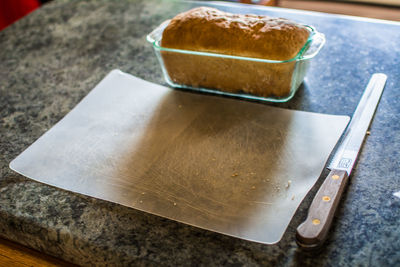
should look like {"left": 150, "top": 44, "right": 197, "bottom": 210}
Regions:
{"left": 10, "top": 70, "right": 348, "bottom": 244}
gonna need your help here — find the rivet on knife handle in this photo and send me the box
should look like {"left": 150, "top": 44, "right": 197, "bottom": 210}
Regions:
{"left": 296, "top": 169, "right": 349, "bottom": 249}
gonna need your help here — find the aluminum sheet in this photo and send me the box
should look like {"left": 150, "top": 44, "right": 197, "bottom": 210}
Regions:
{"left": 10, "top": 70, "right": 349, "bottom": 244}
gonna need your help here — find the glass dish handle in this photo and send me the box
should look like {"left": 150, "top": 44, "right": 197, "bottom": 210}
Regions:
{"left": 300, "top": 31, "right": 326, "bottom": 60}
{"left": 146, "top": 20, "right": 171, "bottom": 44}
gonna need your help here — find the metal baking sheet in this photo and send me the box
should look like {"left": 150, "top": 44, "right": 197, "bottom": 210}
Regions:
{"left": 10, "top": 70, "right": 349, "bottom": 244}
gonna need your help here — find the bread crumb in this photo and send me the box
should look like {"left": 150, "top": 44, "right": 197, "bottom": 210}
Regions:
{"left": 286, "top": 180, "right": 292, "bottom": 188}
{"left": 251, "top": 186, "right": 256, "bottom": 189}
{"left": 291, "top": 195, "right": 295, "bottom": 200}
{"left": 231, "top": 173, "right": 239, "bottom": 177}
{"left": 366, "top": 131, "right": 371, "bottom": 135}
{"left": 173, "top": 202, "right": 177, "bottom": 206}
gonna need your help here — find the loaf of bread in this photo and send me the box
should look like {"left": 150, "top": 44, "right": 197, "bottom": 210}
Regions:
{"left": 160, "top": 7, "right": 311, "bottom": 98}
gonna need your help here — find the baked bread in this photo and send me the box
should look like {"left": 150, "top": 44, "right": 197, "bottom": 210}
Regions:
{"left": 160, "top": 7, "right": 311, "bottom": 98}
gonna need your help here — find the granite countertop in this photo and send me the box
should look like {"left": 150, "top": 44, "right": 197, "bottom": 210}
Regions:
{"left": 1, "top": 0, "right": 399, "bottom": 266}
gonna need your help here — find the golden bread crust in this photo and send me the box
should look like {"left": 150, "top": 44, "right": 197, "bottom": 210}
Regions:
{"left": 161, "top": 7, "right": 310, "bottom": 60}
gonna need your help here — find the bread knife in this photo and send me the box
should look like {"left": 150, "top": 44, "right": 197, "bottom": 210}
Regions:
{"left": 296, "top": 73, "right": 387, "bottom": 249}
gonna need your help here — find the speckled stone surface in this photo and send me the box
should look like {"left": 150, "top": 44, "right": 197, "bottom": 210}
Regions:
{"left": 1, "top": 0, "right": 399, "bottom": 266}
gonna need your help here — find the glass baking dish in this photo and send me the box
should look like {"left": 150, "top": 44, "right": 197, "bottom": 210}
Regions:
{"left": 147, "top": 19, "right": 325, "bottom": 102}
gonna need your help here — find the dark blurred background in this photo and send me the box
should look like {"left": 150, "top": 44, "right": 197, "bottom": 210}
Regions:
{"left": 1, "top": 0, "right": 399, "bottom": 31}
{"left": 0, "top": 0, "right": 51, "bottom": 31}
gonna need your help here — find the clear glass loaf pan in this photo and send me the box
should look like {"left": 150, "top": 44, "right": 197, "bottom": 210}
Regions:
{"left": 147, "top": 20, "right": 325, "bottom": 102}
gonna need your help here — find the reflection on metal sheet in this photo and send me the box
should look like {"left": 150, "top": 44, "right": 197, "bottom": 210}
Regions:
{"left": 10, "top": 70, "right": 349, "bottom": 244}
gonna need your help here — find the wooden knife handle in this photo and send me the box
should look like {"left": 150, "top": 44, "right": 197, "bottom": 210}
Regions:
{"left": 296, "top": 169, "right": 349, "bottom": 249}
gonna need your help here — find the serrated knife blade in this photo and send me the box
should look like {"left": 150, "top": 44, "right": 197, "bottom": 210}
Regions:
{"left": 296, "top": 73, "right": 387, "bottom": 249}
